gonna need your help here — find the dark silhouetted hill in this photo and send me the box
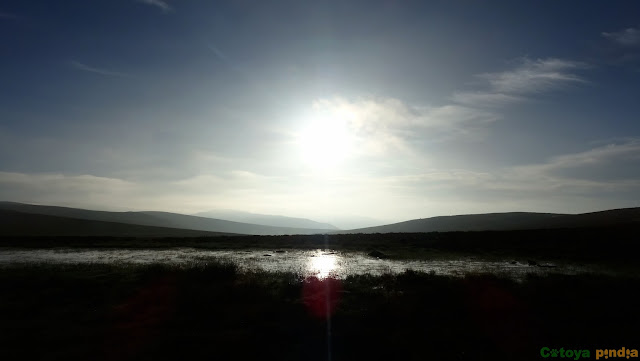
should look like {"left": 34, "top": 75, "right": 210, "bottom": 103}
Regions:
{"left": 0, "top": 210, "right": 237, "bottom": 237}
{"left": 3, "top": 202, "right": 638, "bottom": 236}
{"left": 338, "top": 208, "right": 640, "bottom": 234}
{"left": 0, "top": 202, "right": 333, "bottom": 235}
{"left": 137, "top": 211, "right": 333, "bottom": 235}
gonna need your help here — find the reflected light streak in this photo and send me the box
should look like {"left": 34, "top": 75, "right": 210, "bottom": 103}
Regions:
{"left": 308, "top": 253, "right": 338, "bottom": 279}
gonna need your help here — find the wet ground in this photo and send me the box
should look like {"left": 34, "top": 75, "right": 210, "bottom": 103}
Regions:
{"left": 0, "top": 248, "right": 600, "bottom": 280}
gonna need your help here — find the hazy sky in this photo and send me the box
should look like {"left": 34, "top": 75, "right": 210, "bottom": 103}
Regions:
{"left": 1, "top": 1, "right": 640, "bottom": 223}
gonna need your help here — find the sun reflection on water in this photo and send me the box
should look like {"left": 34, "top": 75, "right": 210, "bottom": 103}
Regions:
{"left": 307, "top": 252, "right": 339, "bottom": 279}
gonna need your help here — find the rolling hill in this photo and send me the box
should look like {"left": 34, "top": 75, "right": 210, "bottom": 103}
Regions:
{"left": 0, "top": 202, "right": 334, "bottom": 236}
{"left": 193, "top": 209, "right": 339, "bottom": 230}
{"left": 337, "top": 208, "right": 640, "bottom": 234}
{"left": 0, "top": 210, "right": 237, "bottom": 237}
{"left": 3, "top": 202, "right": 639, "bottom": 237}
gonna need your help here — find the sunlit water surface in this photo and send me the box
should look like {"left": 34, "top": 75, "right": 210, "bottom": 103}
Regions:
{"left": 0, "top": 248, "right": 599, "bottom": 281}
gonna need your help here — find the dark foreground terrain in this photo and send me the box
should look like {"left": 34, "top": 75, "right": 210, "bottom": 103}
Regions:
{"left": 1, "top": 262, "right": 638, "bottom": 361}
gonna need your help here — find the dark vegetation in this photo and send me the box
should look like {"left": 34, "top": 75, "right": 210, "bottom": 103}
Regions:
{"left": 0, "top": 262, "right": 638, "bottom": 361}
{"left": 2, "top": 203, "right": 638, "bottom": 359}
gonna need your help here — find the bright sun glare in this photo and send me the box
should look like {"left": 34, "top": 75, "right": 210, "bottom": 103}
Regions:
{"left": 308, "top": 253, "right": 338, "bottom": 279}
{"left": 297, "top": 110, "right": 355, "bottom": 168}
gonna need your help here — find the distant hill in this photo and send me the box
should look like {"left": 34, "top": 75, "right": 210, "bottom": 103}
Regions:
{"left": 337, "top": 208, "right": 640, "bottom": 234}
{"left": 193, "top": 209, "right": 339, "bottom": 230}
{"left": 0, "top": 210, "right": 236, "bottom": 237}
{"left": 137, "top": 211, "right": 333, "bottom": 235}
{"left": 3, "top": 202, "right": 638, "bottom": 237}
{"left": 0, "top": 202, "right": 333, "bottom": 236}
{"left": 318, "top": 215, "right": 388, "bottom": 230}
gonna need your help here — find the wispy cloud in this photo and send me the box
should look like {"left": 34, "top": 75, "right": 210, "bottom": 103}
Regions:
{"left": 297, "top": 96, "right": 499, "bottom": 161}
{"left": 453, "top": 57, "right": 589, "bottom": 107}
{"left": 305, "top": 58, "right": 591, "bottom": 158}
{"left": 208, "top": 44, "right": 230, "bottom": 63}
{"left": 602, "top": 27, "right": 640, "bottom": 47}
{"left": 451, "top": 92, "right": 524, "bottom": 107}
{"left": 70, "top": 61, "right": 129, "bottom": 78}
{"left": 511, "top": 139, "right": 640, "bottom": 184}
{"left": 0, "top": 170, "right": 284, "bottom": 215}
{"left": 480, "top": 58, "right": 588, "bottom": 94}
{"left": 137, "top": 0, "right": 172, "bottom": 12}
{"left": 206, "top": 43, "right": 251, "bottom": 78}
{"left": 370, "top": 139, "right": 640, "bottom": 215}
{"left": 0, "top": 172, "right": 138, "bottom": 210}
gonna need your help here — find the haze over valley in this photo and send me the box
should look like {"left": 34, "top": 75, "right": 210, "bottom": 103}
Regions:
{"left": 2, "top": 201, "right": 638, "bottom": 237}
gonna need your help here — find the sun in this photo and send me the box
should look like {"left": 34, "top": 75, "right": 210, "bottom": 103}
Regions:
{"left": 297, "top": 110, "right": 355, "bottom": 168}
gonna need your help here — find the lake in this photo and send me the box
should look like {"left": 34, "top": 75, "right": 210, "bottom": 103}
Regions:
{"left": 0, "top": 248, "right": 603, "bottom": 281}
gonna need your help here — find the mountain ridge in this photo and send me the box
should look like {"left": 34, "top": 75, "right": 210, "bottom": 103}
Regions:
{"left": 0, "top": 209, "right": 239, "bottom": 237}
{"left": 2, "top": 201, "right": 639, "bottom": 236}
{"left": 337, "top": 208, "right": 640, "bottom": 234}
{"left": 193, "top": 209, "right": 339, "bottom": 230}
{"left": 0, "top": 202, "right": 333, "bottom": 236}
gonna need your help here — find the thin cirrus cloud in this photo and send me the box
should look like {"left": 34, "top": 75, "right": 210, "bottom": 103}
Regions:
{"left": 602, "top": 27, "right": 640, "bottom": 47}
{"left": 453, "top": 57, "right": 589, "bottom": 107}
{"left": 307, "top": 57, "right": 589, "bottom": 158}
{"left": 0, "top": 170, "right": 285, "bottom": 215}
{"left": 511, "top": 138, "right": 640, "bottom": 184}
{"left": 482, "top": 58, "right": 589, "bottom": 94}
{"left": 137, "top": 0, "right": 172, "bottom": 12}
{"left": 299, "top": 96, "right": 498, "bottom": 160}
{"left": 207, "top": 44, "right": 230, "bottom": 63}
{"left": 382, "top": 139, "right": 640, "bottom": 200}
{"left": 70, "top": 61, "right": 129, "bottom": 78}
{"left": 450, "top": 92, "right": 524, "bottom": 108}
{"left": 206, "top": 43, "right": 247, "bottom": 76}
{"left": 0, "top": 171, "right": 138, "bottom": 210}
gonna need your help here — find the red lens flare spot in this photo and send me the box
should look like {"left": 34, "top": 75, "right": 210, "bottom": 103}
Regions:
{"left": 302, "top": 276, "right": 342, "bottom": 319}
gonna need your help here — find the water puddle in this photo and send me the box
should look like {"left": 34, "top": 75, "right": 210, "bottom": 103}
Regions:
{"left": 0, "top": 248, "right": 595, "bottom": 280}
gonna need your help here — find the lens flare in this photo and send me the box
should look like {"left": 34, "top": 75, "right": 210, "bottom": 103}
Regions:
{"left": 302, "top": 276, "right": 342, "bottom": 319}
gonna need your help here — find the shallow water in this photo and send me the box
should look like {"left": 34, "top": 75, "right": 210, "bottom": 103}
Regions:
{"left": 0, "top": 248, "right": 592, "bottom": 280}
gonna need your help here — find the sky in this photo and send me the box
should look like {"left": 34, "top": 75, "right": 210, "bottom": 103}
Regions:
{"left": 1, "top": 0, "right": 640, "bottom": 225}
